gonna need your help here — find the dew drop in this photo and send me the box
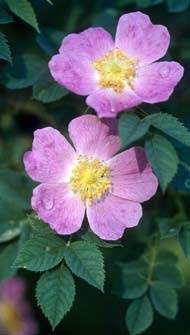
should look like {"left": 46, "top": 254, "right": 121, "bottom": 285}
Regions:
{"left": 185, "top": 178, "right": 190, "bottom": 189}
{"left": 42, "top": 195, "right": 54, "bottom": 210}
{"left": 159, "top": 65, "right": 170, "bottom": 78}
{"left": 46, "top": 247, "right": 50, "bottom": 252}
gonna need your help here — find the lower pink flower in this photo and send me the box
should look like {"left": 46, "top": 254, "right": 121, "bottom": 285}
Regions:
{"left": 0, "top": 277, "right": 38, "bottom": 335}
{"left": 24, "top": 115, "right": 158, "bottom": 240}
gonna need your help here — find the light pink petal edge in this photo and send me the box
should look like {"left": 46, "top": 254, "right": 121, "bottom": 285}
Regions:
{"left": 109, "top": 147, "right": 158, "bottom": 202}
{"left": 32, "top": 183, "right": 85, "bottom": 235}
{"left": 115, "top": 12, "right": 170, "bottom": 65}
{"left": 87, "top": 193, "right": 142, "bottom": 240}
{"left": 68, "top": 114, "right": 120, "bottom": 160}
{"left": 134, "top": 61, "right": 184, "bottom": 103}
{"left": 24, "top": 127, "right": 76, "bottom": 183}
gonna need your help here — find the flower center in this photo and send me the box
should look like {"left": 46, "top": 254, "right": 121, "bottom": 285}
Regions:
{"left": 0, "top": 301, "right": 22, "bottom": 333}
{"left": 92, "top": 47, "right": 138, "bottom": 93}
{"left": 70, "top": 155, "right": 111, "bottom": 206}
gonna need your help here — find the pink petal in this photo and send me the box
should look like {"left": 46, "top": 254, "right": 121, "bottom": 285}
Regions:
{"left": 49, "top": 28, "right": 114, "bottom": 95}
{"left": 32, "top": 183, "right": 85, "bottom": 235}
{"left": 109, "top": 147, "right": 158, "bottom": 202}
{"left": 115, "top": 12, "right": 170, "bottom": 65}
{"left": 24, "top": 127, "right": 76, "bottom": 183}
{"left": 86, "top": 89, "right": 142, "bottom": 117}
{"left": 87, "top": 193, "right": 142, "bottom": 240}
{"left": 68, "top": 115, "right": 120, "bottom": 160}
{"left": 48, "top": 53, "right": 98, "bottom": 95}
{"left": 134, "top": 61, "right": 184, "bottom": 103}
{"left": 59, "top": 28, "right": 114, "bottom": 61}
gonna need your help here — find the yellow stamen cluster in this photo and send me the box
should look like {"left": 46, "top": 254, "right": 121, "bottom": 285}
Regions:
{"left": 92, "top": 47, "right": 138, "bottom": 93}
{"left": 0, "top": 301, "right": 21, "bottom": 333}
{"left": 70, "top": 155, "right": 111, "bottom": 206}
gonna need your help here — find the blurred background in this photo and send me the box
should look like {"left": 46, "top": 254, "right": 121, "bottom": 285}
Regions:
{"left": 0, "top": 0, "right": 190, "bottom": 334}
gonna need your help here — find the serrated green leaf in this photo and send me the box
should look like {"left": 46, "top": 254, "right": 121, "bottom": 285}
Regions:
{"left": 81, "top": 231, "right": 122, "bottom": 248}
{"left": 166, "top": 0, "right": 189, "bottom": 12}
{"left": 13, "top": 233, "right": 65, "bottom": 272}
{"left": 0, "top": 32, "right": 12, "bottom": 63}
{"left": 145, "top": 134, "right": 179, "bottom": 192}
{"left": 0, "top": 241, "right": 18, "bottom": 280}
{"left": 36, "top": 266, "right": 75, "bottom": 329}
{"left": 154, "top": 264, "right": 184, "bottom": 288}
{"left": 150, "top": 282, "right": 178, "bottom": 319}
{"left": 5, "top": 0, "right": 39, "bottom": 32}
{"left": 119, "top": 112, "right": 149, "bottom": 148}
{"left": 112, "top": 272, "right": 148, "bottom": 299}
{"left": 64, "top": 241, "right": 105, "bottom": 291}
{"left": 126, "top": 295, "right": 154, "bottom": 335}
{"left": 145, "top": 113, "right": 190, "bottom": 147}
{"left": 178, "top": 229, "right": 190, "bottom": 257}
{"left": 33, "top": 79, "right": 68, "bottom": 103}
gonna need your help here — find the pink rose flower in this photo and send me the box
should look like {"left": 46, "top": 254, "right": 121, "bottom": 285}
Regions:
{"left": 49, "top": 11, "right": 184, "bottom": 118}
{"left": 24, "top": 115, "right": 158, "bottom": 240}
{"left": 0, "top": 277, "right": 38, "bottom": 335}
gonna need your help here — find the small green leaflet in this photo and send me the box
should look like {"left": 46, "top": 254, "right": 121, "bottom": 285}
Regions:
{"left": 36, "top": 266, "right": 75, "bottom": 329}
{"left": 119, "top": 112, "right": 149, "bottom": 148}
{"left": 64, "top": 241, "right": 105, "bottom": 291}
{"left": 0, "top": 241, "right": 18, "bottom": 280}
{"left": 32, "top": 80, "right": 68, "bottom": 103}
{"left": 0, "top": 32, "right": 12, "bottom": 63}
{"left": 119, "top": 111, "right": 190, "bottom": 148}
{"left": 145, "top": 113, "right": 190, "bottom": 147}
{"left": 126, "top": 295, "right": 154, "bottom": 335}
{"left": 5, "top": 0, "right": 39, "bottom": 32}
{"left": 145, "top": 134, "right": 179, "bottom": 192}
{"left": 13, "top": 234, "right": 65, "bottom": 272}
{"left": 166, "top": 0, "right": 189, "bottom": 12}
{"left": 150, "top": 282, "right": 178, "bottom": 319}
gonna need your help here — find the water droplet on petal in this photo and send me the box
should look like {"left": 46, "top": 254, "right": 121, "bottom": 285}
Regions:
{"left": 159, "top": 65, "right": 170, "bottom": 78}
{"left": 42, "top": 195, "right": 54, "bottom": 210}
{"left": 185, "top": 178, "right": 190, "bottom": 188}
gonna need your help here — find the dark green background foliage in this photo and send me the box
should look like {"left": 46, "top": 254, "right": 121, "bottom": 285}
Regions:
{"left": 0, "top": 0, "right": 190, "bottom": 334}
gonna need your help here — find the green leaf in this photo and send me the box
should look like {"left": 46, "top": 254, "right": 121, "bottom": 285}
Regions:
{"left": 0, "top": 32, "right": 12, "bottom": 63}
{"left": 154, "top": 264, "right": 184, "bottom": 288}
{"left": 156, "top": 250, "right": 178, "bottom": 265}
{"left": 5, "top": 0, "right": 39, "bottom": 32}
{"left": 112, "top": 272, "right": 148, "bottom": 299}
{"left": 145, "top": 113, "right": 190, "bottom": 147}
{"left": 13, "top": 233, "right": 65, "bottom": 272}
{"left": 64, "top": 241, "right": 105, "bottom": 291}
{"left": 178, "top": 229, "right": 190, "bottom": 257}
{"left": 0, "top": 241, "right": 18, "bottom": 280}
{"left": 166, "top": 0, "right": 189, "bottom": 12}
{"left": 158, "top": 216, "right": 181, "bottom": 238}
{"left": 126, "top": 295, "right": 154, "bottom": 335}
{"left": 145, "top": 134, "right": 179, "bottom": 192}
{"left": 81, "top": 231, "right": 122, "bottom": 248}
{"left": 0, "top": 5, "right": 14, "bottom": 24}
{"left": 119, "top": 112, "right": 149, "bottom": 148}
{"left": 36, "top": 266, "right": 75, "bottom": 329}
{"left": 33, "top": 79, "right": 68, "bottom": 103}
{"left": 0, "top": 53, "right": 47, "bottom": 89}
{"left": 0, "top": 222, "right": 21, "bottom": 243}
{"left": 150, "top": 282, "right": 178, "bottom": 319}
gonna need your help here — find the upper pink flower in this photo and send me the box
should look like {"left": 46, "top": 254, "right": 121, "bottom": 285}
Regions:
{"left": 0, "top": 277, "right": 38, "bottom": 335}
{"left": 48, "top": 11, "right": 184, "bottom": 118}
{"left": 24, "top": 115, "right": 158, "bottom": 240}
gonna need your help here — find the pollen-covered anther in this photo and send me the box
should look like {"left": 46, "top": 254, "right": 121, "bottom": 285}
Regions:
{"left": 92, "top": 47, "right": 138, "bottom": 93}
{"left": 70, "top": 155, "right": 111, "bottom": 206}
